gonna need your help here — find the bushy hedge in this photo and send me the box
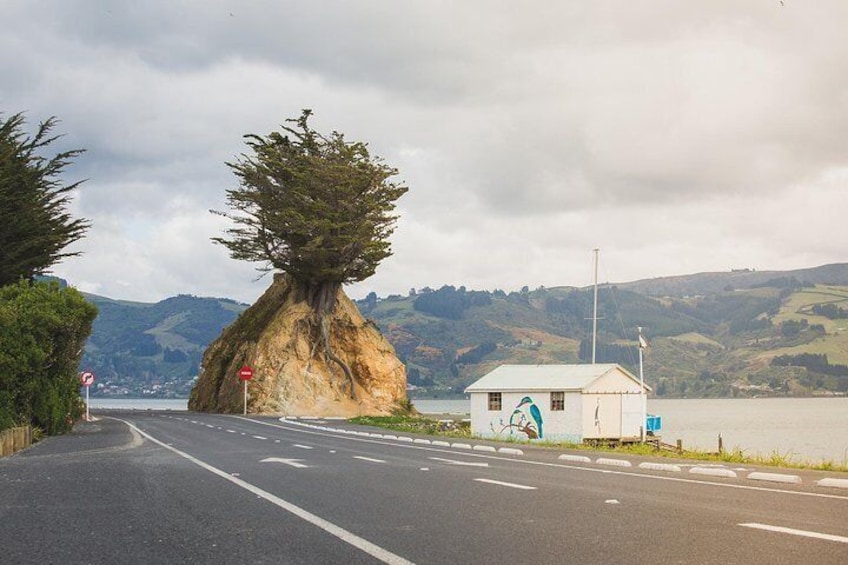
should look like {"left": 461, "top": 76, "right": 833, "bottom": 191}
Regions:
{"left": 0, "top": 281, "right": 97, "bottom": 434}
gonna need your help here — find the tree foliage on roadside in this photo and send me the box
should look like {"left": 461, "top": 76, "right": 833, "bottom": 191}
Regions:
{"left": 0, "top": 112, "right": 89, "bottom": 287}
{"left": 0, "top": 281, "right": 97, "bottom": 434}
{"left": 212, "top": 110, "right": 407, "bottom": 397}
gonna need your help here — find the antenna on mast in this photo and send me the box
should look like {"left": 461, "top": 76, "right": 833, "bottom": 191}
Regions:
{"left": 592, "top": 248, "right": 599, "bottom": 364}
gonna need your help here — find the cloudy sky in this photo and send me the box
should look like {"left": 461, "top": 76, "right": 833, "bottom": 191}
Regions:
{"left": 3, "top": 1, "right": 847, "bottom": 304}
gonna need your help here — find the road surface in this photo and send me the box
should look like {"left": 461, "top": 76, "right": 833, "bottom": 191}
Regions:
{"left": 1, "top": 411, "right": 847, "bottom": 564}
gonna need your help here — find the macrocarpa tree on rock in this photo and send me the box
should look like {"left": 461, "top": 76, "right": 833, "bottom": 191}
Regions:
{"left": 212, "top": 110, "right": 408, "bottom": 398}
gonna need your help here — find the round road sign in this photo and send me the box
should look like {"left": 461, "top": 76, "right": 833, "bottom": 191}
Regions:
{"left": 80, "top": 371, "right": 95, "bottom": 387}
{"left": 238, "top": 365, "right": 254, "bottom": 381}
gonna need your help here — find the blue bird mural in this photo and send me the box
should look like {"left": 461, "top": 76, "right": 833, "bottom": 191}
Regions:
{"left": 517, "top": 396, "right": 543, "bottom": 439}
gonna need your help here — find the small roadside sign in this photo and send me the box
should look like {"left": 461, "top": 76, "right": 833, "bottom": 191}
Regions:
{"left": 80, "top": 371, "right": 95, "bottom": 387}
{"left": 238, "top": 366, "right": 254, "bottom": 381}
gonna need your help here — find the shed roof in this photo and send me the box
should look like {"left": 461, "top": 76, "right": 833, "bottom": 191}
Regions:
{"left": 464, "top": 363, "right": 649, "bottom": 392}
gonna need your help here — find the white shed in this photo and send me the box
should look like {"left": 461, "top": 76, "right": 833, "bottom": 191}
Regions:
{"left": 465, "top": 364, "right": 651, "bottom": 443}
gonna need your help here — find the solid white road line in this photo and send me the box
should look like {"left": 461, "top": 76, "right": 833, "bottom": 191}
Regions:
{"left": 114, "top": 419, "right": 414, "bottom": 565}
{"left": 739, "top": 523, "right": 848, "bottom": 544}
{"left": 353, "top": 456, "right": 386, "bottom": 464}
{"left": 474, "top": 478, "right": 537, "bottom": 491}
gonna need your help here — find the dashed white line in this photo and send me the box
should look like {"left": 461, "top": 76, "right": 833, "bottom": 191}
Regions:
{"left": 739, "top": 523, "right": 848, "bottom": 544}
{"left": 474, "top": 478, "right": 536, "bottom": 491}
{"left": 252, "top": 435, "right": 268, "bottom": 440}
{"left": 294, "top": 444, "right": 314, "bottom": 450}
{"left": 429, "top": 457, "right": 489, "bottom": 468}
{"left": 353, "top": 456, "right": 386, "bottom": 464}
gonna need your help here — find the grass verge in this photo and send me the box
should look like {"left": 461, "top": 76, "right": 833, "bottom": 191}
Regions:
{"left": 349, "top": 415, "right": 848, "bottom": 473}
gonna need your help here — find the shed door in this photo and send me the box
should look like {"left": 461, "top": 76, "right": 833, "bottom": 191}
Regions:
{"left": 620, "top": 394, "right": 643, "bottom": 438}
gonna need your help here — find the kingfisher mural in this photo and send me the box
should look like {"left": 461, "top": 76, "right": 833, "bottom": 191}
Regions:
{"left": 490, "top": 396, "right": 544, "bottom": 439}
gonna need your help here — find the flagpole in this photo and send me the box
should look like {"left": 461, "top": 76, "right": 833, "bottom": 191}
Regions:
{"left": 638, "top": 326, "right": 646, "bottom": 442}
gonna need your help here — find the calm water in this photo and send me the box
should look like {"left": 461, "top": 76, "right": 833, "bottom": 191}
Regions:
{"left": 90, "top": 397, "right": 848, "bottom": 464}
{"left": 415, "top": 397, "right": 848, "bottom": 464}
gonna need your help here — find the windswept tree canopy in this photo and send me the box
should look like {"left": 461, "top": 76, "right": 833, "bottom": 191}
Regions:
{"left": 213, "top": 110, "right": 408, "bottom": 290}
{"left": 0, "top": 113, "right": 89, "bottom": 287}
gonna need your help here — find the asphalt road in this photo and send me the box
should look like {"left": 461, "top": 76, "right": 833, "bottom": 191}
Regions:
{"left": 2, "top": 411, "right": 847, "bottom": 564}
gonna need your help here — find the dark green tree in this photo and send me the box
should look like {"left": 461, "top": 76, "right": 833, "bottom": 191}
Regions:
{"left": 0, "top": 281, "right": 97, "bottom": 433}
{"left": 213, "top": 110, "right": 407, "bottom": 397}
{"left": 0, "top": 113, "right": 89, "bottom": 287}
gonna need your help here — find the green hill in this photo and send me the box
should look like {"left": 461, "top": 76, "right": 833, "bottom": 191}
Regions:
{"left": 81, "top": 293, "right": 247, "bottom": 397}
{"left": 72, "top": 263, "right": 848, "bottom": 399}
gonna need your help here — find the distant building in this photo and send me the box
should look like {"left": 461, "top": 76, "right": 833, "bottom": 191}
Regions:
{"left": 465, "top": 364, "right": 651, "bottom": 443}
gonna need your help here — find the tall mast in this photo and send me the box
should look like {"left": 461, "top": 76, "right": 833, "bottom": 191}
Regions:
{"left": 592, "top": 248, "right": 599, "bottom": 365}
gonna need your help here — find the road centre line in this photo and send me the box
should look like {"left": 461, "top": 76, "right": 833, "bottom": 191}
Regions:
{"left": 429, "top": 457, "right": 489, "bottom": 467}
{"left": 113, "top": 418, "right": 414, "bottom": 565}
{"left": 294, "top": 444, "right": 314, "bottom": 450}
{"left": 739, "top": 523, "right": 848, "bottom": 544}
{"left": 354, "top": 456, "right": 386, "bottom": 464}
{"left": 474, "top": 478, "right": 536, "bottom": 490}
{"left": 242, "top": 417, "right": 848, "bottom": 502}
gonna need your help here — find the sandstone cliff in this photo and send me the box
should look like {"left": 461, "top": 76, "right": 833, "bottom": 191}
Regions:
{"left": 188, "top": 274, "right": 407, "bottom": 416}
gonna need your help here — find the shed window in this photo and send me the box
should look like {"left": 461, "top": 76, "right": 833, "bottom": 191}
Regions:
{"left": 488, "top": 392, "right": 502, "bottom": 411}
{"left": 551, "top": 391, "right": 565, "bottom": 411}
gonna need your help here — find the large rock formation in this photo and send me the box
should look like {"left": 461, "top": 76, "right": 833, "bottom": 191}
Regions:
{"left": 189, "top": 274, "right": 407, "bottom": 416}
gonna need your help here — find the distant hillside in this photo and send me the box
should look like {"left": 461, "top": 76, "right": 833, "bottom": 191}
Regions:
{"left": 81, "top": 293, "right": 248, "bottom": 397}
{"left": 357, "top": 270, "right": 848, "bottom": 399}
{"left": 69, "top": 262, "right": 848, "bottom": 399}
{"left": 619, "top": 263, "right": 848, "bottom": 297}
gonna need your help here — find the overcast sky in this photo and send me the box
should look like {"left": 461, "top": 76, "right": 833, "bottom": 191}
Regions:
{"left": 3, "top": 1, "right": 847, "bottom": 304}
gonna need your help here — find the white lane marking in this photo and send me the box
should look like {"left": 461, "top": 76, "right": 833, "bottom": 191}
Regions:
{"left": 252, "top": 435, "right": 268, "bottom": 440}
{"left": 353, "top": 456, "right": 386, "bottom": 464}
{"left": 429, "top": 457, "right": 489, "bottom": 468}
{"left": 113, "top": 419, "right": 414, "bottom": 565}
{"left": 739, "top": 523, "right": 848, "bottom": 544}
{"left": 293, "top": 444, "right": 314, "bottom": 450}
{"left": 262, "top": 457, "right": 309, "bottom": 469}
{"left": 206, "top": 425, "right": 215, "bottom": 429}
{"left": 605, "top": 499, "right": 620, "bottom": 505}
{"left": 474, "top": 478, "right": 536, "bottom": 491}
{"left": 226, "top": 429, "right": 236, "bottom": 433}
{"left": 242, "top": 417, "right": 848, "bottom": 502}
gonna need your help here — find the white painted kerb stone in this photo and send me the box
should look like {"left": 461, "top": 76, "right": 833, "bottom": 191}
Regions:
{"left": 498, "top": 447, "right": 524, "bottom": 456}
{"left": 747, "top": 472, "right": 802, "bottom": 484}
{"left": 816, "top": 478, "right": 848, "bottom": 489}
{"left": 596, "top": 458, "right": 632, "bottom": 468}
{"left": 473, "top": 445, "right": 497, "bottom": 453}
{"left": 690, "top": 467, "right": 737, "bottom": 478}
{"left": 558, "top": 454, "right": 592, "bottom": 463}
{"left": 638, "top": 462, "right": 682, "bottom": 473}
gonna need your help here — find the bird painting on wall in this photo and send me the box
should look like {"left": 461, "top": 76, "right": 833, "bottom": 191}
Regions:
{"left": 517, "top": 396, "right": 543, "bottom": 439}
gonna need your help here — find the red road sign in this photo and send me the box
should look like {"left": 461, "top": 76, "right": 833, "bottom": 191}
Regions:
{"left": 80, "top": 371, "right": 95, "bottom": 387}
{"left": 238, "top": 365, "right": 254, "bottom": 381}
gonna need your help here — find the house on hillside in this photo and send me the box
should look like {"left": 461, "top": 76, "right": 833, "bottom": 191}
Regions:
{"left": 465, "top": 364, "right": 652, "bottom": 443}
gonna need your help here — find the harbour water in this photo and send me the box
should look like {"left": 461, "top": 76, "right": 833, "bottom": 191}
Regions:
{"left": 414, "top": 397, "right": 848, "bottom": 465}
{"left": 90, "top": 397, "right": 848, "bottom": 464}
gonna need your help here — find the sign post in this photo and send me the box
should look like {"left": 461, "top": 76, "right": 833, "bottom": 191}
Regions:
{"left": 238, "top": 365, "right": 253, "bottom": 415}
{"left": 80, "top": 371, "right": 95, "bottom": 421}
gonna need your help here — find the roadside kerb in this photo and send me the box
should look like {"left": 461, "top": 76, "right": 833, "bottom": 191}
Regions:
{"left": 498, "top": 447, "right": 524, "bottom": 456}
{"left": 747, "top": 472, "right": 802, "bottom": 485}
{"left": 558, "top": 454, "right": 592, "bottom": 463}
{"left": 596, "top": 458, "right": 632, "bottom": 468}
{"left": 639, "top": 462, "right": 682, "bottom": 473}
{"left": 473, "top": 445, "right": 497, "bottom": 453}
{"left": 816, "top": 478, "right": 848, "bottom": 490}
{"left": 690, "top": 467, "right": 738, "bottom": 478}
